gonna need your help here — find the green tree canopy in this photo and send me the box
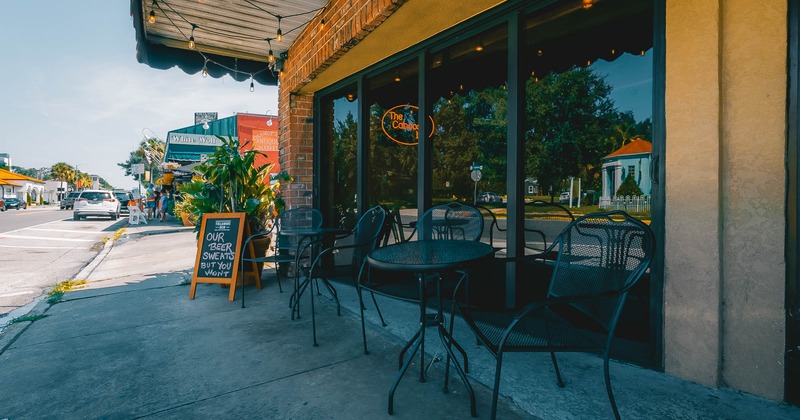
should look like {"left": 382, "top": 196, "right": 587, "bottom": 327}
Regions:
{"left": 616, "top": 173, "right": 644, "bottom": 196}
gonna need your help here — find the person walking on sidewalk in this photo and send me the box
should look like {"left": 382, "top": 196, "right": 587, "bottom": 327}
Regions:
{"left": 159, "top": 189, "right": 169, "bottom": 221}
{"left": 146, "top": 183, "right": 156, "bottom": 220}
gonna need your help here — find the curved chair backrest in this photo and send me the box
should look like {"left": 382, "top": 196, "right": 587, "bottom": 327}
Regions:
{"left": 415, "top": 202, "right": 483, "bottom": 242}
{"left": 277, "top": 207, "right": 323, "bottom": 251}
{"left": 524, "top": 200, "right": 574, "bottom": 253}
{"left": 546, "top": 211, "right": 654, "bottom": 331}
{"left": 351, "top": 205, "right": 387, "bottom": 267}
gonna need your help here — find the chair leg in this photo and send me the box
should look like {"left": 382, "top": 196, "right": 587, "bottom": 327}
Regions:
{"left": 604, "top": 353, "right": 621, "bottom": 420}
{"left": 370, "top": 291, "right": 387, "bottom": 327}
{"left": 490, "top": 352, "right": 504, "bottom": 420}
{"left": 310, "top": 275, "right": 318, "bottom": 347}
{"left": 273, "top": 264, "right": 283, "bottom": 293}
{"left": 357, "top": 286, "right": 369, "bottom": 354}
{"left": 550, "top": 352, "right": 565, "bottom": 387}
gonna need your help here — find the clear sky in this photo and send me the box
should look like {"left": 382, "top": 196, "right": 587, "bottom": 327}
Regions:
{"left": 0, "top": 1, "right": 278, "bottom": 190}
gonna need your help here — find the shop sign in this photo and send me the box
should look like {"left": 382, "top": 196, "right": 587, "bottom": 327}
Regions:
{"left": 380, "top": 105, "right": 435, "bottom": 146}
{"left": 194, "top": 112, "right": 218, "bottom": 125}
{"left": 167, "top": 133, "right": 225, "bottom": 146}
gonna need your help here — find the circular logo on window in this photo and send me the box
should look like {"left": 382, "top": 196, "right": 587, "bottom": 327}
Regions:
{"left": 380, "top": 104, "right": 435, "bottom": 146}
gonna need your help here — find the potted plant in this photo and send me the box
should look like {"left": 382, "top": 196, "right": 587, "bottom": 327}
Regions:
{"left": 178, "top": 136, "right": 292, "bottom": 280}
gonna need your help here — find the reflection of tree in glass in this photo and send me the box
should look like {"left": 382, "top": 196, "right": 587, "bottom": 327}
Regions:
{"left": 333, "top": 111, "right": 358, "bottom": 226}
{"left": 368, "top": 104, "right": 418, "bottom": 208}
{"left": 432, "top": 89, "right": 506, "bottom": 200}
{"left": 525, "top": 67, "right": 652, "bottom": 199}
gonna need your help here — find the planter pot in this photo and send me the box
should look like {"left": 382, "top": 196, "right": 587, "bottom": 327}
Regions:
{"left": 181, "top": 215, "right": 194, "bottom": 227}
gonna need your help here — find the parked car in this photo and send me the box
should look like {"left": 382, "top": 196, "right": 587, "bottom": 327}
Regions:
{"left": 4, "top": 197, "right": 27, "bottom": 210}
{"left": 559, "top": 191, "right": 571, "bottom": 204}
{"left": 73, "top": 190, "right": 120, "bottom": 220}
{"left": 114, "top": 191, "right": 135, "bottom": 215}
{"left": 60, "top": 192, "right": 80, "bottom": 210}
{"left": 476, "top": 191, "right": 503, "bottom": 204}
{"left": 0, "top": 197, "right": 5, "bottom": 211}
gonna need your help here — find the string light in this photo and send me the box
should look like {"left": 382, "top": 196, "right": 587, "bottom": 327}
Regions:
{"left": 267, "top": 39, "right": 275, "bottom": 64}
{"left": 188, "top": 24, "right": 197, "bottom": 49}
{"left": 319, "top": 18, "right": 326, "bottom": 30}
{"left": 148, "top": 1, "right": 157, "bottom": 24}
{"left": 147, "top": 0, "right": 326, "bottom": 88}
{"left": 582, "top": 0, "right": 594, "bottom": 9}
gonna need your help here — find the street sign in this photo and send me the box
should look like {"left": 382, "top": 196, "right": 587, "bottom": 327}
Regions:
{"left": 131, "top": 163, "right": 145, "bottom": 174}
{"left": 470, "top": 170, "right": 482, "bottom": 182}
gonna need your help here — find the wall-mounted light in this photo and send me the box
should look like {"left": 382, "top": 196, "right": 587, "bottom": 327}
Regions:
{"left": 202, "top": 121, "right": 210, "bottom": 130}
{"left": 393, "top": 72, "right": 401, "bottom": 82}
{"left": 346, "top": 93, "right": 355, "bottom": 102}
{"left": 267, "top": 118, "right": 273, "bottom": 127}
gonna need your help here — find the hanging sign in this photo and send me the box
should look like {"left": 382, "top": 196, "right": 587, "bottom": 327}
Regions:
{"left": 380, "top": 104, "right": 436, "bottom": 146}
{"left": 190, "top": 213, "right": 247, "bottom": 301}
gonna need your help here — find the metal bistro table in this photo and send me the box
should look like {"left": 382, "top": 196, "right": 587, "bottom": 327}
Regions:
{"left": 366, "top": 239, "right": 494, "bottom": 416}
{"left": 281, "top": 227, "right": 352, "bottom": 323}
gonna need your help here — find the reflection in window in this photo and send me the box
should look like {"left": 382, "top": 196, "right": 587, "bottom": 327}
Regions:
{"left": 322, "top": 88, "right": 358, "bottom": 228}
{"left": 429, "top": 24, "right": 508, "bottom": 207}
{"left": 523, "top": 0, "right": 653, "bottom": 217}
{"left": 366, "top": 60, "right": 419, "bottom": 212}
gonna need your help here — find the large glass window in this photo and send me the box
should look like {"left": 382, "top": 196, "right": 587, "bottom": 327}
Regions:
{"left": 320, "top": 84, "right": 358, "bottom": 228}
{"left": 522, "top": 0, "right": 654, "bottom": 362}
{"left": 366, "top": 59, "right": 419, "bottom": 215}
{"left": 429, "top": 24, "right": 508, "bottom": 211}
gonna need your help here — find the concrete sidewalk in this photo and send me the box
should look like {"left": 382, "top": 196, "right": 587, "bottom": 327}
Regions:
{"left": 1, "top": 217, "right": 799, "bottom": 419}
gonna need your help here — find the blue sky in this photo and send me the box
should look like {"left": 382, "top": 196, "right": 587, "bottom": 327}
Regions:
{"left": 0, "top": 1, "right": 278, "bottom": 190}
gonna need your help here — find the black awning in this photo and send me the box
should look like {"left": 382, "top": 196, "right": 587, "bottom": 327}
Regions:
{"left": 130, "top": 0, "right": 278, "bottom": 86}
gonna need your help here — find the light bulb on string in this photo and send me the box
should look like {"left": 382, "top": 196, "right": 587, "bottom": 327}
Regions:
{"left": 148, "top": 0, "right": 156, "bottom": 23}
{"left": 319, "top": 18, "right": 326, "bottom": 30}
{"left": 276, "top": 16, "right": 283, "bottom": 42}
{"left": 267, "top": 39, "right": 275, "bottom": 64}
{"left": 250, "top": 76, "right": 255, "bottom": 92}
{"left": 188, "top": 24, "right": 197, "bottom": 50}
{"left": 202, "top": 59, "right": 208, "bottom": 77}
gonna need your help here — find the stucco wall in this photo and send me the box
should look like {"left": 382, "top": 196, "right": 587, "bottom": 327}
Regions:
{"left": 719, "top": 0, "right": 786, "bottom": 400}
{"left": 665, "top": 0, "right": 786, "bottom": 400}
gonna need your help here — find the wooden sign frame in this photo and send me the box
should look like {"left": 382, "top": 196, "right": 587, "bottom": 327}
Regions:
{"left": 190, "top": 212, "right": 248, "bottom": 301}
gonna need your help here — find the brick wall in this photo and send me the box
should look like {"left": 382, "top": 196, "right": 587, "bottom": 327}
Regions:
{"left": 277, "top": 0, "right": 407, "bottom": 209}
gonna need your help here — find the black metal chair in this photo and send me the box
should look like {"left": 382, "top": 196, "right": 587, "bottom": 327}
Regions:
{"left": 240, "top": 207, "right": 322, "bottom": 304}
{"left": 305, "top": 205, "right": 386, "bottom": 346}
{"left": 448, "top": 210, "right": 655, "bottom": 420}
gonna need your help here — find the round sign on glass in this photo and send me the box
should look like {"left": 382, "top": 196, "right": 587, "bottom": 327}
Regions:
{"left": 380, "top": 104, "right": 435, "bottom": 146}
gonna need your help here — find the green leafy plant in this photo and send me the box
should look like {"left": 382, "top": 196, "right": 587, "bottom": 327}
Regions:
{"left": 11, "top": 314, "right": 48, "bottom": 324}
{"left": 615, "top": 173, "right": 644, "bottom": 196}
{"left": 178, "top": 136, "right": 292, "bottom": 235}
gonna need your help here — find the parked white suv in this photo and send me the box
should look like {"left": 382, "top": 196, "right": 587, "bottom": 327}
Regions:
{"left": 73, "top": 190, "right": 121, "bottom": 220}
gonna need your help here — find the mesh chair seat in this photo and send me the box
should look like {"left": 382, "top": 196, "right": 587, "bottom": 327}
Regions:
{"left": 458, "top": 305, "right": 607, "bottom": 353}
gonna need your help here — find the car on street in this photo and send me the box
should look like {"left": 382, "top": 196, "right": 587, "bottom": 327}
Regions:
{"left": 3, "top": 197, "right": 27, "bottom": 210}
{"left": 559, "top": 191, "right": 571, "bottom": 203}
{"left": 60, "top": 192, "right": 80, "bottom": 209}
{"left": 114, "top": 191, "right": 135, "bottom": 215}
{"left": 73, "top": 190, "right": 121, "bottom": 220}
{"left": 476, "top": 191, "right": 503, "bottom": 204}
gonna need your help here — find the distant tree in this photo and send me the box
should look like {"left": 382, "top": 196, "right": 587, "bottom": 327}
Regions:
{"left": 50, "top": 162, "right": 75, "bottom": 191}
{"left": 525, "top": 67, "right": 619, "bottom": 201}
{"left": 118, "top": 137, "right": 165, "bottom": 182}
{"left": 616, "top": 173, "right": 644, "bottom": 196}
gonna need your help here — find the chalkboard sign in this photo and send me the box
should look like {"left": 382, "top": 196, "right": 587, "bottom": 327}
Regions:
{"left": 190, "top": 213, "right": 247, "bottom": 301}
